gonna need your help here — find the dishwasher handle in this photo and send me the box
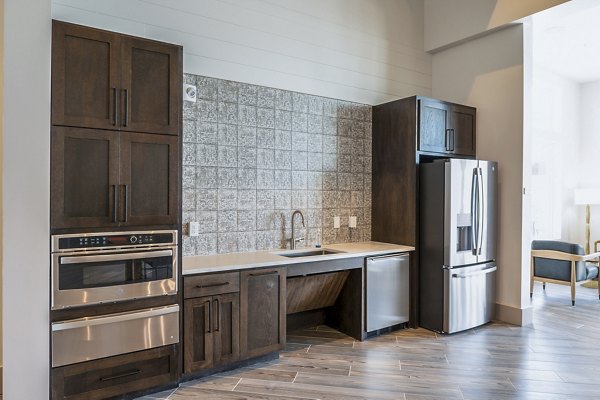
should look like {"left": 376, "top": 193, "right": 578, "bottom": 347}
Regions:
{"left": 366, "top": 253, "right": 408, "bottom": 262}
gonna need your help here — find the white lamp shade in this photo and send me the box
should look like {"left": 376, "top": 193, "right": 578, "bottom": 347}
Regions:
{"left": 574, "top": 187, "right": 600, "bottom": 205}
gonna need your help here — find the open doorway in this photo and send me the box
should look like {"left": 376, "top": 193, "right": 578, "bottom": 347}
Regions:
{"left": 529, "top": 1, "right": 600, "bottom": 307}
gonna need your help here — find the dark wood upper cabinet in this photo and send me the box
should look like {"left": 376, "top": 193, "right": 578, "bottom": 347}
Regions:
{"left": 52, "top": 21, "right": 120, "bottom": 131}
{"left": 240, "top": 268, "right": 286, "bottom": 359}
{"left": 418, "top": 98, "right": 476, "bottom": 157}
{"left": 119, "top": 132, "right": 179, "bottom": 226}
{"left": 52, "top": 20, "right": 182, "bottom": 136}
{"left": 51, "top": 127, "right": 120, "bottom": 229}
{"left": 121, "top": 37, "right": 181, "bottom": 135}
{"left": 51, "top": 128, "right": 178, "bottom": 230}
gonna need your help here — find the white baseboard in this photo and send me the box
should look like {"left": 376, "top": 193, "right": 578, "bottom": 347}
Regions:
{"left": 495, "top": 303, "right": 533, "bottom": 326}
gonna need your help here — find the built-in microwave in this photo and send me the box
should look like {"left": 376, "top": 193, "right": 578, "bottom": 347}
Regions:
{"left": 51, "top": 230, "right": 178, "bottom": 309}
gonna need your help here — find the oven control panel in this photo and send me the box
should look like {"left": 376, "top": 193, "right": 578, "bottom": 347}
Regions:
{"left": 55, "top": 231, "right": 176, "bottom": 251}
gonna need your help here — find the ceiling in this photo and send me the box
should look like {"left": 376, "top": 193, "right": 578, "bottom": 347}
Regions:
{"left": 533, "top": 0, "right": 600, "bottom": 83}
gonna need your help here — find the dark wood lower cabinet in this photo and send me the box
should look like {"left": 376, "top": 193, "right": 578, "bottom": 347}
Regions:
{"left": 51, "top": 345, "right": 178, "bottom": 400}
{"left": 240, "top": 268, "right": 286, "bottom": 359}
{"left": 183, "top": 293, "right": 240, "bottom": 374}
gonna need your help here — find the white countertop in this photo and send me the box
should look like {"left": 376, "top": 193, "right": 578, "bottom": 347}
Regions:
{"left": 182, "top": 241, "right": 414, "bottom": 275}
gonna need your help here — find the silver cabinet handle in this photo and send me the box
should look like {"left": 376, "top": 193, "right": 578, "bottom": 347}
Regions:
{"left": 60, "top": 249, "right": 172, "bottom": 265}
{"left": 52, "top": 305, "right": 179, "bottom": 331}
{"left": 452, "top": 266, "right": 496, "bottom": 279}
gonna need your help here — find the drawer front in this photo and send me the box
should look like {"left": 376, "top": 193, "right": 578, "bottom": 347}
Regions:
{"left": 52, "top": 344, "right": 178, "bottom": 400}
{"left": 185, "top": 272, "right": 240, "bottom": 298}
{"left": 52, "top": 305, "right": 179, "bottom": 367}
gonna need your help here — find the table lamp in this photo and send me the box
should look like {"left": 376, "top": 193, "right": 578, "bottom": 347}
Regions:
{"left": 574, "top": 187, "right": 600, "bottom": 254}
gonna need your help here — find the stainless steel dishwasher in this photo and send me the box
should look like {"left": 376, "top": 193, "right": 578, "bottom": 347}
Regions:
{"left": 366, "top": 253, "right": 410, "bottom": 332}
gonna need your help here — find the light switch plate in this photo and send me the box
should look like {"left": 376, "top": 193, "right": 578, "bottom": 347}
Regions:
{"left": 349, "top": 216, "right": 357, "bottom": 228}
{"left": 333, "top": 216, "right": 340, "bottom": 229}
{"left": 189, "top": 221, "right": 200, "bottom": 236}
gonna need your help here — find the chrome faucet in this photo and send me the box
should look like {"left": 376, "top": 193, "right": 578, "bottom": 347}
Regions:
{"left": 291, "top": 210, "right": 305, "bottom": 250}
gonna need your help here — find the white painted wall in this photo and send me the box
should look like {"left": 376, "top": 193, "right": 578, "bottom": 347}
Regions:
{"left": 432, "top": 25, "right": 531, "bottom": 321}
{"left": 424, "top": 0, "right": 569, "bottom": 52}
{"left": 578, "top": 80, "right": 600, "bottom": 249}
{"left": 529, "top": 67, "right": 581, "bottom": 242}
{"left": 3, "top": 0, "right": 51, "bottom": 397}
{"left": 52, "top": 0, "right": 431, "bottom": 105}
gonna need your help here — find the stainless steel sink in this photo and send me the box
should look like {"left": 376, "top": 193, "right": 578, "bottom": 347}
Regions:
{"left": 273, "top": 249, "right": 345, "bottom": 258}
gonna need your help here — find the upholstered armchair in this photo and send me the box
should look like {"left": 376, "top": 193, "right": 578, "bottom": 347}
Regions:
{"left": 530, "top": 240, "right": 600, "bottom": 305}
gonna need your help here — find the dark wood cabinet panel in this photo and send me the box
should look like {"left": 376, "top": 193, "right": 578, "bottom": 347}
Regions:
{"left": 418, "top": 99, "right": 448, "bottom": 154}
{"left": 240, "top": 268, "right": 286, "bottom": 359}
{"left": 52, "top": 21, "right": 120, "bottom": 130}
{"left": 121, "top": 37, "right": 182, "bottom": 135}
{"left": 119, "top": 132, "right": 179, "bottom": 226}
{"left": 52, "top": 20, "right": 181, "bottom": 135}
{"left": 51, "top": 129, "right": 179, "bottom": 230}
{"left": 51, "top": 345, "right": 178, "bottom": 400}
{"left": 183, "top": 286, "right": 240, "bottom": 375}
{"left": 449, "top": 106, "right": 476, "bottom": 156}
{"left": 51, "top": 127, "right": 119, "bottom": 229}
{"left": 184, "top": 297, "right": 214, "bottom": 373}
{"left": 213, "top": 293, "right": 240, "bottom": 366}
{"left": 418, "top": 98, "right": 476, "bottom": 157}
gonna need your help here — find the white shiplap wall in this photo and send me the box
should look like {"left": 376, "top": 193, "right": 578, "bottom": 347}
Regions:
{"left": 51, "top": 0, "right": 431, "bottom": 104}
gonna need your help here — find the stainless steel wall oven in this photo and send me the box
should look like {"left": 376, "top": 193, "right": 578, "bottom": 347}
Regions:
{"left": 51, "top": 230, "right": 178, "bottom": 309}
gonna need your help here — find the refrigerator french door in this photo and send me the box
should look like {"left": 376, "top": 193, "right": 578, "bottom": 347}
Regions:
{"left": 420, "top": 158, "right": 497, "bottom": 333}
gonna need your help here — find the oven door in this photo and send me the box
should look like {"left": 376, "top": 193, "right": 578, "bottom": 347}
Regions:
{"left": 52, "top": 247, "right": 177, "bottom": 309}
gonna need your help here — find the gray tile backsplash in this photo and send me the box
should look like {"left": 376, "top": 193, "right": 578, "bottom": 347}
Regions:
{"left": 182, "top": 74, "right": 372, "bottom": 256}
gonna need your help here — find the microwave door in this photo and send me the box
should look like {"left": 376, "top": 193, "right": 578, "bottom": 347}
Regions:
{"left": 445, "top": 159, "right": 479, "bottom": 268}
{"left": 476, "top": 161, "right": 497, "bottom": 263}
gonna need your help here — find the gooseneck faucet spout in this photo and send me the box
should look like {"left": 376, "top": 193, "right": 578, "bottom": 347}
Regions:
{"left": 291, "top": 210, "right": 305, "bottom": 250}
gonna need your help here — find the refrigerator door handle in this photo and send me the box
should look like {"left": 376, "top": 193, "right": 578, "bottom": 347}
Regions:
{"left": 478, "top": 167, "right": 485, "bottom": 255}
{"left": 452, "top": 266, "right": 497, "bottom": 278}
{"left": 471, "top": 168, "right": 478, "bottom": 255}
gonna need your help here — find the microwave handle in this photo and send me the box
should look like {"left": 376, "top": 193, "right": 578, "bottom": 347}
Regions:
{"left": 60, "top": 249, "right": 172, "bottom": 265}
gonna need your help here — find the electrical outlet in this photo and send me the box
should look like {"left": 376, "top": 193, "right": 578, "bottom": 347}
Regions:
{"left": 189, "top": 221, "right": 200, "bottom": 237}
{"left": 349, "top": 216, "right": 357, "bottom": 228}
{"left": 333, "top": 216, "right": 341, "bottom": 229}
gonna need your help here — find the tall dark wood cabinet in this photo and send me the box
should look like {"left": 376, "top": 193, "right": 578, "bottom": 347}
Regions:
{"left": 371, "top": 96, "right": 476, "bottom": 326}
{"left": 50, "top": 19, "right": 183, "bottom": 400}
{"left": 50, "top": 20, "right": 182, "bottom": 232}
{"left": 240, "top": 268, "right": 286, "bottom": 358}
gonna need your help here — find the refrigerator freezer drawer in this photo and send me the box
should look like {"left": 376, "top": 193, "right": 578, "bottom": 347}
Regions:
{"left": 366, "top": 254, "right": 410, "bottom": 332}
{"left": 52, "top": 305, "right": 180, "bottom": 367}
{"left": 443, "top": 263, "right": 496, "bottom": 333}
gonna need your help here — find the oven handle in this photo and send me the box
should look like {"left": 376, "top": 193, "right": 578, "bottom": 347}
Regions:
{"left": 60, "top": 249, "right": 173, "bottom": 265}
{"left": 52, "top": 304, "right": 179, "bottom": 331}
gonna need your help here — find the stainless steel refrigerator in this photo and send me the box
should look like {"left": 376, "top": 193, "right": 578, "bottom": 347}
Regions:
{"left": 419, "top": 158, "right": 497, "bottom": 333}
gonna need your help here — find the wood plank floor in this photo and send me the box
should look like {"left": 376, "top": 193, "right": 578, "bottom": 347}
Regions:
{"left": 138, "top": 282, "right": 600, "bottom": 399}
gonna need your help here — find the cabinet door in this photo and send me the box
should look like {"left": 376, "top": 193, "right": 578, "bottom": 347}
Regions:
{"left": 240, "top": 268, "right": 286, "bottom": 359}
{"left": 52, "top": 21, "right": 121, "bottom": 130}
{"left": 213, "top": 293, "right": 240, "bottom": 366}
{"left": 418, "top": 99, "right": 449, "bottom": 154}
{"left": 184, "top": 297, "right": 214, "bottom": 373}
{"left": 120, "top": 37, "right": 181, "bottom": 135}
{"left": 51, "top": 127, "right": 119, "bottom": 229}
{"left": 448, "top": 105, "right": 476, "bottom": 157}
{"left": 119, "top": 132, "right": 179, "bottom": 226}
